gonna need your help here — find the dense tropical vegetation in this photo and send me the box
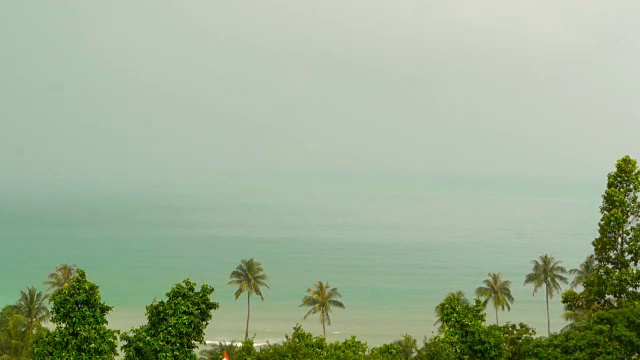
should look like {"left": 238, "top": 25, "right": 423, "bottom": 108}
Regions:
{"left": 2, "top": 155, "right": 640, "bottom": 359}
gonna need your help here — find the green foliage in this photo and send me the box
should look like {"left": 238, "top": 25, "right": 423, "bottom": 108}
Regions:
{"left": 391, "top": 333, "right": 418, "bottom": 359}
{"left": 368, "top": 343, "right": 404, "bottom": 359}
{"left": 231, "top": 339, "right": 258, "bottom": 359}
{"left": 13, "top": 287, "right": 50, "bottom": 334}
{"left": 434, "top": 291, "right": 468, "bottom": 333}
{"left": 0, "top": 287, "right": 50, "bottom": 359}
{"left": 415, "top": 335, "right": 457, "bottom": 360}
{"left": 228, "top": 258, "right": 269, "bottom": 340}
{"left": 475, "top": 272, "right": 514, "bottom": 325}
{"left": 424, "top": 294, "right": 507, "bottom": 359}
{"left": 590, "top": 155, "right": 640, "bottom": 301}
{"left": 33, "top": 269, "right": 118, "bottom": 360}
{"left": 518, "top": 304, "right": 640, "bottom": 359}
{"left": 497, "top": 322, "right": 537, "bottom": 359}
{"left": 235, "top": 325, "right": 368, "bottom": 360}
{"left": 300, "top": 281, "right": 345, "bottom": 338}
{"left": 120, "top": 279, "right": 219, "bottom": 360}
{"left": 0, "top": 306, "right": 40, "bottom": 360}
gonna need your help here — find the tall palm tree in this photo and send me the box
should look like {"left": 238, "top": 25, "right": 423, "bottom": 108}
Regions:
{"left": 13, "top": 287, "right": 50, "bottom": 334}
{"left": 475, "top": 272, "right": 514, "bottom": 325}
{"left": 569, "top": 255, "right": 596, "bottom": 289}
{"left": 227, "top": 258, "right": 269, "bottom": 340}
{"left": 43, "top": 264, "right": 78, "bottom": 292}
{"left": 524, "top": 254, "right": 568, "bottom": 336}
{"left": 299, "top": 281, "right": 345, "bottom": 338}
{"left": 434, "top": 290, "right": 468, "bottom": 332}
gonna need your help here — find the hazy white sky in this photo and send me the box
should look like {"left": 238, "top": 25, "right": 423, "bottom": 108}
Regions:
{"left": 2, "top": 1, "right": 639, "bottom": 189}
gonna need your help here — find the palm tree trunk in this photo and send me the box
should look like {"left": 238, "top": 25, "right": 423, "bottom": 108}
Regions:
{"left": 545, "top": 284, "right": 550, "bottom": 336}
{"left": 495, "top": 308, "right": 499, "bottom": 325}
{"left": 245, "top": 292, "right": 251, "bottom": 340}
{"left": 322, "top": 320, "right": 326, "bottom": 338}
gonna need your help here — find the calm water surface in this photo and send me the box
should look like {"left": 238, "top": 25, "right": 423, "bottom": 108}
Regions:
{"left": 0, "top": 174, "right": 602, "bottom": 345}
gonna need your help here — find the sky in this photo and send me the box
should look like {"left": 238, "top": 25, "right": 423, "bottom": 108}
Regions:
{"left": 2, "top": 1, "right": 640, "bottom": 193}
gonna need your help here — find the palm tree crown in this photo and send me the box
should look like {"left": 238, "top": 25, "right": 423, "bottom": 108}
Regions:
{"left": 44, "top": 264, "right": 78, "bottom": 292}
{"left": 14, "top": 287, "right": 50, "bottom": 333}
{"left": 569, "top": 255, "right": 596, "bottom": 289}
{"left": 227, "top": 258, "right": 269, "bottom": 340}
{"left": 475, "top": 272, "right": 514, "bottom": 325}
{"left": 524, "top": 254, "right": 568, "bottom": 336}
{"left": 300, "top": 281, "right": 345, "bottom": 338}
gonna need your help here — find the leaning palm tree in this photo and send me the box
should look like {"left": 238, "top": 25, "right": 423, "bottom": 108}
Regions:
{"left": 13, "top": 287, "right": 50, "bottom": 334}
{"left": 434, "top": 290, "right": 468, "bottom": 333}
{"left": 569, "top": 255, "right": 596, "bottom": 289}
{"left": 43, "top": 264, "right": 78, "bottom": 292}
{"left": 475, "top": 272, "right": 514, "bottom": 325}
{"left": 227, "top": 258, "right": 269, "bottom": 340}
{"left": 524, "top": 254, "right": 568, "bottom": 336}
{"left": 300, "top": 281, "right": 345, "bottom": 338}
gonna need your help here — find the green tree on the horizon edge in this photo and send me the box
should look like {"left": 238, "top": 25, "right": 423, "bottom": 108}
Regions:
{"left": 228, "top": 258, "right": 269, "bottom": 340}
{"left": 524, "top": 254, "right": 568, "bottom": 336}
{"left": 300, "top": 281, "right": 345, "bottom": 338}
{"left": 43, "top": 263, "right": 78, "bottom": 292}
{"left": 475, "top": 272, "right": 514, "bottom": 325}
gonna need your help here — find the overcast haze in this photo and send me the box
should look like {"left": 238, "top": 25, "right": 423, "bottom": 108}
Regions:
{"left": 2, "top": 1, "right": 640, "bottom": 193}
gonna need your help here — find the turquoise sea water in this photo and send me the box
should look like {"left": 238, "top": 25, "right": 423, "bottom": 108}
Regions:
{"left": 0, "top": 174, "right": 602, "bottom": 346}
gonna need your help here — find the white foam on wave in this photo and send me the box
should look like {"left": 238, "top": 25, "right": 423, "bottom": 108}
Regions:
{"left": 204, "top": 339, "right": 283, "bottom": 348}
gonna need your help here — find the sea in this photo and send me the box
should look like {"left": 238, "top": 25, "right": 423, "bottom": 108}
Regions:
{"left": 0, "top": 173, "right": 602, "bottom": 347}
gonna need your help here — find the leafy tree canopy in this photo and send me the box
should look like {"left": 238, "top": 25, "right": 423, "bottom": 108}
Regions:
{"left": 589, "top": 155, "right": 640, "bottom": 302}
{"left": 121, "top": 279, "right": 219, "bottom": 360}
{"left": 430, "top": 294, "right": 507, "bottom": 359}
{"left": 33, "top": 269, "right": 118, "bottom": 360}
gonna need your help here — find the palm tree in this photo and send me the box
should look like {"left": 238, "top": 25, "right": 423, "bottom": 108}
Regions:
{"left": 299, "top": 281, "right": 345, "bottom": 338}
{"left": 227, "top": 258, "right": 269, "bottom": 340}
{"left": 13, "top": 287, "right": 50, "bottom": 334}
{"left": 43, "top": 264, "right": 78, "bottom": 292}
{"left": 569, "top": 255, "right": 596, "bottom": 289}
{"left": 434, "top": 291, "right": 468, "bottom": 332}
{"left": 524, "top": 254, "right": 568, "bottom": 336}
{"left": 475, "top": 272, "right": 514, "bottom": 325}
{"left": 0, "top": 313, "right": 32, "bottom": 360}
